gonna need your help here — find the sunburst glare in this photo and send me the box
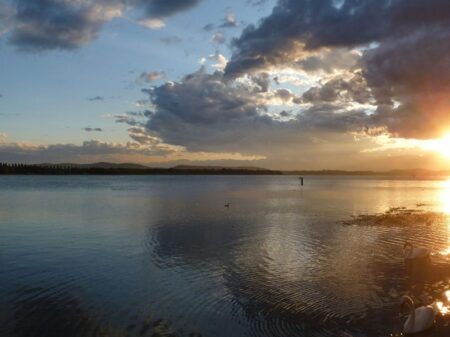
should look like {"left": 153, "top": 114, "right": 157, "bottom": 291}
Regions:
{"left": 438, "top": 180, "right": 450, "bottom": 256}
{"left": 421, "top": 133, "right": 450, "bottom": 158}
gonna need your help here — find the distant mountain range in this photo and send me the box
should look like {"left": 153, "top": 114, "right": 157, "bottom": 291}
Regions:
{"left": 36, "top": 162, "right": 150, "bottom": 169}
{"left": 172, "top": 165, "right": 269, "bottom": 171}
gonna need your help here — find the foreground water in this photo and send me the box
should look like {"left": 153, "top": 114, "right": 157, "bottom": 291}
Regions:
{"left": 1, "top": 175, "right": 450, "bottom": 337}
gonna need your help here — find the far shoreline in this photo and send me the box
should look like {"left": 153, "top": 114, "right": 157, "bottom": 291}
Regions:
{"left": 1, "top": 162, "right": 450, "bottom": 178}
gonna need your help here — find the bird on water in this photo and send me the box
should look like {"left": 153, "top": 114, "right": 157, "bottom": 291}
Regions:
{"left": 400, "top": 295, "right": 436, "bottom": 334}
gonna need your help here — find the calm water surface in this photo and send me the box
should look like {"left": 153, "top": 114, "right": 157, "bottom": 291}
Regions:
{"left": 1, "top": 175, "right": 450, "bottom": 337}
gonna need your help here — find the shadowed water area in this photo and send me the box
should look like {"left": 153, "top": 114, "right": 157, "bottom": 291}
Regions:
{"left": 2, "top": 175, "right": 450, "bottom": 337}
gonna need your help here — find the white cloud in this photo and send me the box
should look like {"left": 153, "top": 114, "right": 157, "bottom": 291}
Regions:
{"left": 211, "top": 32, "right": 225, "bottom": 44}
{"left": 137, "top": 18, "right": 165, "bottom": 29}
{"left": 208, "top": 52, "right": 228, "bottom": 70}
{"left": 137, "top": 71, "right": 164, "bottom": 84}
{"left": 0, "top": 132, "right": 7, "bottom": 143}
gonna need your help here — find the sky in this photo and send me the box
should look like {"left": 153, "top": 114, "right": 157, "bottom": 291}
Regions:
{"left": 0, "top": 0, "right": 449, "bottom": 170}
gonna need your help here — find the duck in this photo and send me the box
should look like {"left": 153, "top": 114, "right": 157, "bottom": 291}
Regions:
{"left": 401, "top": 295, "right": 436, "bottom": 334}
{"left": 404, "top": 242, "right": 430, "bottom": 260}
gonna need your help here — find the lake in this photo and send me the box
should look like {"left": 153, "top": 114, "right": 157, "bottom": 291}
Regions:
{"left": 1, "top": 175, "right": 450, "bottom": 337}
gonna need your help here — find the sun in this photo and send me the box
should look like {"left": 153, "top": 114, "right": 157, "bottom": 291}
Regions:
{"left": 421, "top": 133, "right": 450, "bottom": 158}
{"left": 438, "top": 133, "right": 450, "bottom": 157}
{"left": 439, "top": 133, "right": 450, "bottom": 157}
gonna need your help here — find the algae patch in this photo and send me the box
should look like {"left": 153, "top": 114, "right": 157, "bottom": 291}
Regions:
{"left": 341, "top": 207, "right": 448, "bottom": 227}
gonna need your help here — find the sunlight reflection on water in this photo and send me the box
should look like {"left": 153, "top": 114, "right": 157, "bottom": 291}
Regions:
{"left": 440, "top": 179, "right": 450, "bottom": 215}
{"left": 434, "top": 285, "right": 450, "bottom": 316}
{"left": 3, "top": 176, "right": 450, "bottom": 336}
{"left": 438, "top": 179, "right": 450, "bottom": 256}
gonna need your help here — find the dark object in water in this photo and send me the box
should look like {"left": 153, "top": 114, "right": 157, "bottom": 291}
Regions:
{"left": 340, "top": 208, "right": 446, "bottom": 227}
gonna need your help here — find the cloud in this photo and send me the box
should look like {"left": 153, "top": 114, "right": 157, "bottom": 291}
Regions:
{"left": 137, "top": 18, "right": 165, "bottom": 29}
{"left": 0, "top": 132, "right": 7, "bottom": 143}
{"left": 0, "top": 138, "right": 174, "bottom": 163}
{"left": 363, "top": 29, "right": 450, "bottom": 139}
{"left": 202, "top": 23, "right": 214, "bottom": 32}
{"left": 211, "top": 31, "right": 225, "bottom": 44}
{"left": 84, "top": 127, "right": 103, "bottom": 132}
{"left": 119, "top": 67, "right": 375, "bottom": 167}
{"left": 159, "top": 35, "right": 182, "bottom": 45}
{"left": 0, "top": 136, "right": 264, "bottom": 165}
{"left": 7, "top": 0, "right": 123, "bottom": 51}
{"left": 117, "top": 66, "right": 450, "bottom": 169}
{"left": 203, "top": 11, "right": 238, "bottom": 33}
{"left": 226, "top": 0, "right": 450, "bottom": 76}
{"left": 208, "top": 52, "right": 228, "bottom": 70}
{"left": 135, "top": 99, "right": 149, "bottom": 107}
{"left": 223, "top": 0, "right": 450, "bottom": 141}
{"left": 135, "top": 0, "right": 202, "bottom": 19}
{"left": 295, "top": 48, "right": 361, "bottom": 74}
{"left": 246, "top": 0, "right": 268, "bottom": 6}
{"left": 87, "top": 96, "right": 103, "bottom": 101}
{"left": 301, "top": 73, "right": 373, "bottom": 106}
{"left": 2, "top": 0, "right": 202, "bottom": 51}
{"left": 0, "top": 2, "right": 15, "bottom": 35}
{"left": 137, "top": 71, "right": 164, "bottom": 83}
{"left": 219, "top": 12, "right": 238, "bottom": 28}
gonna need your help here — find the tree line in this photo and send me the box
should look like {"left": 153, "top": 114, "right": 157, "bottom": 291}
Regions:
{"left": 0, "top": 163, "right": 282, "bottom": 175}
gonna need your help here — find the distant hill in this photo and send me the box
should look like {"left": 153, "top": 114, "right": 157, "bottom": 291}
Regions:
{"left": 172, "top": 165, "right": 269, "bottom": 171}
{"left": 37, "top": 162, "right": 150, "bottom": 170}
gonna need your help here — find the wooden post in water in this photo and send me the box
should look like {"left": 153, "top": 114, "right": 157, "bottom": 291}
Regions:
{"left": 299, "top": 177, "right": 304, "bottom": 186}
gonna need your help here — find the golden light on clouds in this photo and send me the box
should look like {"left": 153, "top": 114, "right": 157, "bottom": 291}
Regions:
{"left": 363, "top": 132, "right": 450, "bottom": 161}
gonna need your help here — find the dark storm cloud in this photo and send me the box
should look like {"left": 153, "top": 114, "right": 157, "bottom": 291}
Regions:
{"left": 7, "top": 0, "right": 121, "bottom": 51}
{"left": 3, "top": 0, "right": 202, "bottom": 51}
{"left": 301, "top": 73, "right": 372, "bottom": 106}
{"left": 119, "top": 68, "right": 370, "bottom": 156}
{"left": 136, "top": 0, "right": 202, "bottom": 19}
{"left": 121, "top": 68, "right": 276, "bottom": 152}
{"left": 363, "top": 28, "right": 450, "bottom": 139}
{"left": 225, "top": 0, "right": 450, "bottom": 140}
{"left": 226, "top": 0, "right": 450, "bottom": 76}
{"left": 279, "top": 110, "right": 290, "bottom": 117}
